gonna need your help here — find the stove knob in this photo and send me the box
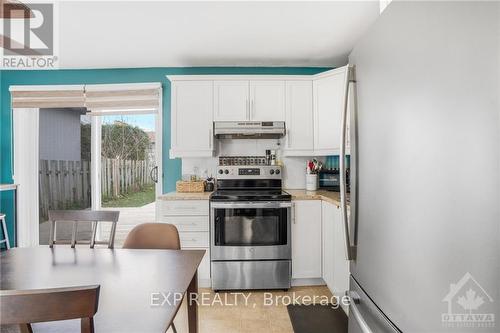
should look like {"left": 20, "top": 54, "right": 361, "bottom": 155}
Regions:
{"left": 275, "top": 169, "right": 281, "bottom": 175}
{"left": 224, "top": 169, "right": 229, "bottom": 174}
{"left": 218, "top": 169, "right": 223, "bottom": 175}
{"left": 269, "top": 169, "right": 275, "bottom": 175}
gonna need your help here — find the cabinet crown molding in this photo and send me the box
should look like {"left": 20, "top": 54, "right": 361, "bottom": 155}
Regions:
{"left": 165, "top": 65, "right": 350, "bottom": 82}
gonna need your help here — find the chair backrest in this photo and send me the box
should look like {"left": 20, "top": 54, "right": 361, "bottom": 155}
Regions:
{"left": 48, "top": 210, "right": 120, "bottom": 248}
{"left": 122, "top": 223, "right": 180, "bottom": 250}
{"left": 0, "top": 285, "right": 100, "bottom": 333}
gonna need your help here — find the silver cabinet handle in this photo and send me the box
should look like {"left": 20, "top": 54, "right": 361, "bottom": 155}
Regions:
{"left": 292, "top": 202, "right": 296, "bottom": 224}
{"left": 246, "top": 99, "right": 250, "bottom": 120}
{"left": 211, "top": 201, "right": 292, "bottom": 209}
{"left": 209, "top": 128, "right": 213, "bottom": 149}
{"left": 348, "top": 291, "right": 373, "bottom": 333}
{"left": 340, "top": 65, "right": 357, "bottom": 260}
{"left": 287, "top": 128, "right": 291, "bottom": 148}
{"left": 251, "top": 99, "right": 254, "bottom": 119}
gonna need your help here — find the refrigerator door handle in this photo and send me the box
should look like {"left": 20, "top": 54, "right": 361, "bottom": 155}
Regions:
{"left": 340, "top": 65, "right": 357, "bottom": 260}
{"left": 348, "top": 291, "right": 374, "bottom": 333}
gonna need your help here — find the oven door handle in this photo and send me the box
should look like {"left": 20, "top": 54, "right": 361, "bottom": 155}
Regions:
{"left": 211, "top": 202, "right": 292, "bottom": 209}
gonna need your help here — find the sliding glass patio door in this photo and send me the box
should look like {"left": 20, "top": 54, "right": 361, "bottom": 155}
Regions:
{"left": 97, "top": 114, "right": 159, "bottom": 246}
{"left": 38, "top": 108, "right": 94, "bottom": 244}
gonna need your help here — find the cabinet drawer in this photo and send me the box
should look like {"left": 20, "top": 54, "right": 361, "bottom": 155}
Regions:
{"left": 159, "top": 200, "right": 209, "bottom": 216}
{"left": 179, "top": 232, "right": 209, "bottom": 248}
{"left": 161, "top": 216, "right": 209, "bottom": 232}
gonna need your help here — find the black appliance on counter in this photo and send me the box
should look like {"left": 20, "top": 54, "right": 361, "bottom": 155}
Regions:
{"left": 319, "top": 169, "right": 350, "bottom": 192}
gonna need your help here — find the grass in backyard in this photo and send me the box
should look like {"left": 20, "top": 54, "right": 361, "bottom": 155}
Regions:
{"left": 102, "top": 185, "right": 155, "bottom": 207}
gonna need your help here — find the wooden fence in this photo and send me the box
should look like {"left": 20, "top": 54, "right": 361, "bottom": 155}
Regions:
{"left": 39, "top": 158, "right": 153, "bottom": 220}
{"left": 100, "top": 158, "right": 153, "bottom": 199}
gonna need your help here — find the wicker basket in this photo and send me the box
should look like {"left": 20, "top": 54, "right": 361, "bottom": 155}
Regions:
{"left": 176, "top": 180, "right": 205, "bottom": 193}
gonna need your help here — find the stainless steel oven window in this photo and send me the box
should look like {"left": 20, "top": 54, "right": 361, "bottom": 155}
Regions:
{"left": 214, "top": 207, "right": 287, "bottom": 246}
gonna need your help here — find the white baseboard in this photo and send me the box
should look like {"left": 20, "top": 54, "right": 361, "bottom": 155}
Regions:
{"left": 291, "top": 278, "right": 326, "bottom": 287}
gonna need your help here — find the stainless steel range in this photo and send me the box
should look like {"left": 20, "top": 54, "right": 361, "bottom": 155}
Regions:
{"left": 210, "top": 157, "right": 292, "bottom": 291}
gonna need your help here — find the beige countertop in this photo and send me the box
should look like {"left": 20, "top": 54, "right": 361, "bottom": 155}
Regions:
{"left": 158, "top": 189, "right": 347, "bottom": 207}
{"left": 285, "top": 189, "right": 344, "bottom": 207}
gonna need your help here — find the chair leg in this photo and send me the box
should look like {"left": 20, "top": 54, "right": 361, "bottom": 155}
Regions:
{"left": 49, "top": 221, "right": 55, "bottom": 248}
{"left": 1, "top": 215, "right": 10, "bottom": 249}
{"left": 19, "top": 324, "right": 33, "bottom": 333}
{"left": 108, "top": 221, "right": 117, "bottom": 249}
{"left": 71, "top": 221, "right": 78, "bottom": 248}
{"left": 90, "top": 221, "right": 97, "bottom": 248}
{"left": 171, "top": 323, "right": 177, "bottom": 333}
{"left": 81, "top": 317, "right": 95, "bottom": 333}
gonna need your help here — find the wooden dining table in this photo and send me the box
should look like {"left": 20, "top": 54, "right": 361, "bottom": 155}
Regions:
{"left": 0, "top": 247, "right": 205, "bottom": 333}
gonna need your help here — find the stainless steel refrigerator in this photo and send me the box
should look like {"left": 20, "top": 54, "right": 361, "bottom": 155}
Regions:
{"left": 341, "top": 1, "right": 500, "bottom": 332}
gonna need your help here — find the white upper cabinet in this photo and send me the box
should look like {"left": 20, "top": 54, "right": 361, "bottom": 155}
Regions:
{"left": 249, "top": 81, "right": 285, "bottom": 121}
{"left": 283, "top": 81, "right": 314, "bottom": 155}
{"left": 213, "top": 81, "right": 249, "bottom": 121}
{"left": 169, "top": 80, "right": 214, "bottom": 158}
{"left": 292, "top": 200, "right": 322, "bottom": 279}
{"left": 214, "top": 80, "right": 286, "bottom": 121}
{"left": 313, "top": 67, "right": 349, "bottom": 155}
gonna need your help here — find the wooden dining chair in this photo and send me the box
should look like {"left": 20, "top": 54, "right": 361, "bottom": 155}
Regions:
{"left": 0, "top": 285, "right": 100, "bottom": 333}
{"left": 48, "top": 210, "right": 120, "bottom": 249}
{"left": 122, "top": 223, "right": 180, "bottom": 250}
{"left": 123, "top": 223, "right": 180, "bottom": 333}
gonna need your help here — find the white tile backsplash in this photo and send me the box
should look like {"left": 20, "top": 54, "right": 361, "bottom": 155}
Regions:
{"left": 181, "top": 139, "right": 324, "bottom": 190}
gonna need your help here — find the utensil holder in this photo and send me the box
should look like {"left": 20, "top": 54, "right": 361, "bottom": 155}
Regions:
{"left": 306, "top": 174, "right": 318, "bottom": 191}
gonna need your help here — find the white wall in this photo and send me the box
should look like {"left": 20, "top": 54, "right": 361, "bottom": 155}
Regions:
{"left": 181, "top": 138, "right": 324, "bottom": 189}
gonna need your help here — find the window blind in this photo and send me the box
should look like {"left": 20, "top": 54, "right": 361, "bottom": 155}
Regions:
{"left": 84, "top": 83, "right": 161, "bottom": 115}
{"left": 9, "top": 85, "right": 85, "bottom": 108}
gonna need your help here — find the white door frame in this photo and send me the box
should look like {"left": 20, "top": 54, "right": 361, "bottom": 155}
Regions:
{"left": 12, "top": 108, "right": 40, "bottom": 247}
{"left": 11, "top": 84, "right": 163, "bottom": 246}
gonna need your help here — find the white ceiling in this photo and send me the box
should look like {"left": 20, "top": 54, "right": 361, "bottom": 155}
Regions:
{"left": 58, "top": 1, "right": 380, "bottom": 69}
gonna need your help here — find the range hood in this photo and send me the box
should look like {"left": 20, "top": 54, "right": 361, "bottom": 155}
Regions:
{"left": 214, "top": 121, "right": 286, "bottom": 139}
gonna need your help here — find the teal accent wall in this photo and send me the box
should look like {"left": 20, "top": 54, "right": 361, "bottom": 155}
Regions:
{"left": 0, "top": 67, "right": 329, "bottom": 246}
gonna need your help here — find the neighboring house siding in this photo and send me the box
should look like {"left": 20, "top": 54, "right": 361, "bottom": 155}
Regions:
{"left": 39, "top": 108, "right": 83, "bottom": 161}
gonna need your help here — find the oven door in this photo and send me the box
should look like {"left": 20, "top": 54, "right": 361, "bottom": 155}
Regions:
{"left": 210, "top": 201, "right": 291, "bottom": 260}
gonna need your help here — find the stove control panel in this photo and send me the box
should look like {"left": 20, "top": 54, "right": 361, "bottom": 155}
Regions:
{"left": 238, "top": 168, "right": 260, "bottom": 176}
{"left": 216, "top": 165, "right": 282, "bottom": 180}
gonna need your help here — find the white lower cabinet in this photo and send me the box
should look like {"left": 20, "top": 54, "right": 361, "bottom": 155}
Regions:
{"left": 157, "top": 200, "right": 211, "bottom": 287}
{"left": 291, "top": 200, "right": 322, "bottom": 279}
{"left": 321, "top": 201, "right": 350, "bottom": 312}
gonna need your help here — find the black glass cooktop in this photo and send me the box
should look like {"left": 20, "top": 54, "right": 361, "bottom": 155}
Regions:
{"left": 210, "top": 190, "right": 291, "bottom": 202}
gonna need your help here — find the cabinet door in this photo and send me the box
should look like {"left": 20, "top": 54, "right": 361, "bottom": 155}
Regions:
{"left": 284, "top": 81, "right": 314, "bottom": 155}
{"left": 321, "top": 201, "right": 336, "bottom": 291}
{"left": 170, "top": 81, "right": 213, "bottom": 158}
{"left": 292, "top": 200, "right": 322, "bottom": 279}
{"left": 249, "top": 81, "right": 285, "bottom": 121}
{"left": 214, "top": 80, "right": 249, "bottom": 121}
{"left": 313, "top": 68, "right": 348, "bottom": 155}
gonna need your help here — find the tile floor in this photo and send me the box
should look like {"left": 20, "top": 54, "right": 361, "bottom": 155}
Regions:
{"left": 168, "top": 286, "right": 334, "bottom": 333}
